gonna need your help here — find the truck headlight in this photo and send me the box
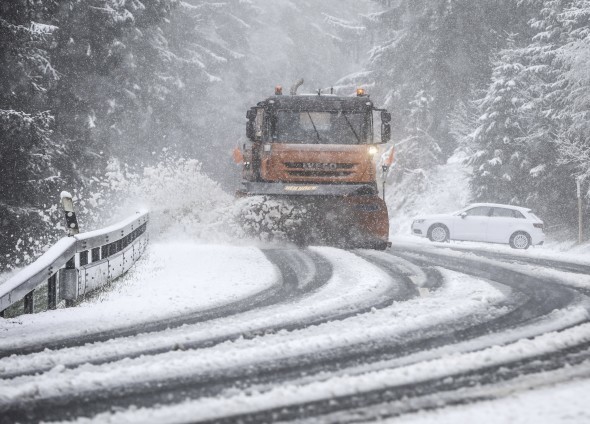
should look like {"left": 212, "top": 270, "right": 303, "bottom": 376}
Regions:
{"left": 368, "top": 146, "right": 378, "bottom": 156}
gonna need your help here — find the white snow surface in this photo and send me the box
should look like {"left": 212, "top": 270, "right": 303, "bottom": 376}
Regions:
{"left": 0, "top": 250, "right": 521, "bottom": 411}
{"left": 386, "top": 151, "right": 471, "bottom": 236}
{"left": 0, "top": 243, "right": 279, "bottom": 351}
{"left": 54, "top": 321, "right": 590, "bottom": 424}
{"left": 392, "top": 372, "right": 590, "bottom": 424}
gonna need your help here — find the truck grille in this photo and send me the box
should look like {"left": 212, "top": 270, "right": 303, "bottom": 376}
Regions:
{"left": 284, "top": 162, "right": 355, "bottom": 178}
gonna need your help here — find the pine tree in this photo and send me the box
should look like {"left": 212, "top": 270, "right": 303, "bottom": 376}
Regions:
{"left": 554, "top": 1, "right": 590, "bottom": 184}
{"left": 470, "top": 0, "right": 589, "bottom": 227}
{"left": 0, "top": 1, "right": 69, "bottom": 268}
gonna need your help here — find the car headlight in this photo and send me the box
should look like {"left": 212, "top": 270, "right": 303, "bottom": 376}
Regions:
{"left": 413, "top": 219, "right": 425, "bottom": 224}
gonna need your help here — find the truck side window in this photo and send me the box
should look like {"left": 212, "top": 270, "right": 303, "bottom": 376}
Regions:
{"left": 255, "top": 109, "right": 264, "bottom": 138}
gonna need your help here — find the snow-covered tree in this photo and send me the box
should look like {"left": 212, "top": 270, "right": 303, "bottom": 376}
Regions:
{"left": 366, "top": 0, "right": 530, "bottom": 158}
{"left": 0, "top": 1, "right": 69, "bottom": 267}
{"left": 470, "top": 0, "right": 590, "bottom": 227}
{"left": 554, "top": 1, "right": 590, "bottom": 183}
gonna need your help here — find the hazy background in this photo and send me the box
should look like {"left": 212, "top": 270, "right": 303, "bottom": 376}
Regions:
{"left": 3, "top": 0, "right": 590, "bottom": 268}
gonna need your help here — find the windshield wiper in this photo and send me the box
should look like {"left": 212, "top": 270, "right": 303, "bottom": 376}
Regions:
{"left": 306, "top": 111, "right": 321, "bottom": 143}
{"left": 342, "top": 112, "right": 361, "bottom": 144}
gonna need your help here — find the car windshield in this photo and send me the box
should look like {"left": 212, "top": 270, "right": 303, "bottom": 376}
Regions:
{"left": 272, "top": 110, "right": 369, "bottom": 144}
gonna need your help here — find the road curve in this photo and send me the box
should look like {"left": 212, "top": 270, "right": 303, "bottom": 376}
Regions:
{"left": 1, "top": 243, "right": 589, "bottom": 424}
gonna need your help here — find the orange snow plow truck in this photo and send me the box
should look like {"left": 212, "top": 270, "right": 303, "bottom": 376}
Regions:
{"left": 234, "top": 81, "right": 393, "bottom": 250}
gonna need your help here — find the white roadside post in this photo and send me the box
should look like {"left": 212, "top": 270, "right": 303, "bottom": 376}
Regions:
{"left": 61, "top": 191, "right": 79, "bottom": 236}
{"left": 60, "top": 191, "right": 79, "bottom": 307}
{"left": 577, "top": 176, "right": 583, "bottom": 244}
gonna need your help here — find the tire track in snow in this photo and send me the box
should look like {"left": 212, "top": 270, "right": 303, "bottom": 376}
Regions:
{"left": 0, "top": 248, "right": 333, "bottom": 378}
{"left": 181, "top": 247, "right": 587, "bottom": 424}
{"left": 0, "top": 251, "right": 516, "bottom": 421}
{"left": 0, "top": 248, "right": 419, "bottom": 422}
{"left": 2, "top": 246, "right": 588, "bottom": 423}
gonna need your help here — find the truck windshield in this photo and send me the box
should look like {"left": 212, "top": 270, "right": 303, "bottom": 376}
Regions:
{"left": 272, "top": 110, "right": 370, "bottom": 144}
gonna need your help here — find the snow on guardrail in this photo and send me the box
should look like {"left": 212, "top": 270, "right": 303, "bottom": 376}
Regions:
{"left": 0, "top": 210, "right": 149, "bottom": 318}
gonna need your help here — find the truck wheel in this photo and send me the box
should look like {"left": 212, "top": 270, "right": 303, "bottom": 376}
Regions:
{"left": 372, "top": 241, "right": 389, "bottom": 251}
{"left": 510, "top": 231, "right": 531, "bottom": 249}
{"left": 428, "top": 224, "right": 449, "bottom": 243}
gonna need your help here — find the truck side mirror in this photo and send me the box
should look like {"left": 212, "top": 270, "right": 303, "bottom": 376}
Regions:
{"left": 246, "top": 108, "right": 256, "bottom": 140}
{"left": 381, "top": 111, "right": 391, "bottom": 143}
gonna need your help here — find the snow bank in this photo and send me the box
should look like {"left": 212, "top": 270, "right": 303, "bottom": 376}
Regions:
{"left": 386, "top": 151, "right": 472, "bottom": 236}
{"left": 0, "top": 244, "right": 279, "bottom": 350}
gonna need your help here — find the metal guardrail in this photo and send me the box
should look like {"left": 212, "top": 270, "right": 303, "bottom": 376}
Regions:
{"left": 0, "top": 211, "right": 149, "bottom": 318}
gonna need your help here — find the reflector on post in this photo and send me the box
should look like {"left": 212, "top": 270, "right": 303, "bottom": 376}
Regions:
{"left": 384, "top": 147, "right": 395, "bottom": 167}
{"left": 60, "top": 191, "right": 79, "bottom": 236}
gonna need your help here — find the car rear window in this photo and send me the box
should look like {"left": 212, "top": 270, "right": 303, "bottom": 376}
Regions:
{"left": 491, "top": 207, "right": 525, "bottom": 218}
{"left": 528, "top": 211, "right": 541, "bottom": 220}
{"left": 513, "top": 210, "right": 525, "bottom": 219}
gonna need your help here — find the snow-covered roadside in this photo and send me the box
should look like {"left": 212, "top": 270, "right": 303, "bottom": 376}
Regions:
{"left": 386, "top": 152, "right": 471, "bottom": 237}
{"left": 0, "top": 247, "right": 398, "bottom": 379}
{"left": 402, "top": 234, "right": 590, "bottom": 266}
{"left": 0, "top": 244, "right": 279, "bottom": 350}
{"left": 385, "top": 149, "right": 590, "bottom": 262}
{"left": 391, "top": 236, "right": 590, "bottom": 291}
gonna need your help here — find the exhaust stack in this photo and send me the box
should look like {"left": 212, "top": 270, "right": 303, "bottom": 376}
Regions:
{"left": 290, "top": 78, "right": 304, "bottom": 96}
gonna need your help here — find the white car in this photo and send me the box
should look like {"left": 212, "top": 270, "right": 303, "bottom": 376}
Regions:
{"left": 411, "top": 203, "right": 545, "bottom": 249}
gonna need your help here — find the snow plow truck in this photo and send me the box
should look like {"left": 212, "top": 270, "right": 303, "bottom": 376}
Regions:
{"left": 234, "top": 80, "right": 393, "bottom": 250}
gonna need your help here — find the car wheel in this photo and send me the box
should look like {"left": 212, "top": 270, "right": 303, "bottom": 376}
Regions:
{"left": 510, "top": 231, "right": 531, "bottom": 249}
{"left": 428, "top": 224, "right": 449, "bottom": 243}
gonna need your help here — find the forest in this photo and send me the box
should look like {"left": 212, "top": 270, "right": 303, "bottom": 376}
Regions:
{"left": 1, "top": 0, "right": 590, "bottom": 269}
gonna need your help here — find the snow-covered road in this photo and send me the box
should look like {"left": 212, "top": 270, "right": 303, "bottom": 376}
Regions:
{"left": 1, "top": 240, "right": 590, "bottom": 423}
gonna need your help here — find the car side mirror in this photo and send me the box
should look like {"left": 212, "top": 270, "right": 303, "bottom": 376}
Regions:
{"left": 460, "top": 212, "right": 467, "bottom": 219}
{"left": 381, "top": 111, "right": 391, "bottom": 144}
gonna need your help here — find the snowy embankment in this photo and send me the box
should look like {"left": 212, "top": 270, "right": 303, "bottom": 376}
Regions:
{"left": 0, "top": 244, "right": 279, "bottom": 351}
{"left": 386, "top": 151, "right": 471, "bottom": 236}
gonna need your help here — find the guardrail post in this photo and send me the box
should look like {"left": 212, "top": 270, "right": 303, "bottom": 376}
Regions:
{"left": 24, "top": 291, "right": 34, "bottom": 314}
{"left": 59, "top": 256, "right": 78, "bottom": 308}
{"left": 48, "top": 273, "right": 57, "bottom": 310}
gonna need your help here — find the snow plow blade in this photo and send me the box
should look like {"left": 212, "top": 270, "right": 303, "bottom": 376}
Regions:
{"left": 237, "top": 182, "right": 390, "bottom": 250}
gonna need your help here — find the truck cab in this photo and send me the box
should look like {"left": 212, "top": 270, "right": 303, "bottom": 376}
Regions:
{"left": 241, "top": 92, "right": 391, "bottom": 191}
